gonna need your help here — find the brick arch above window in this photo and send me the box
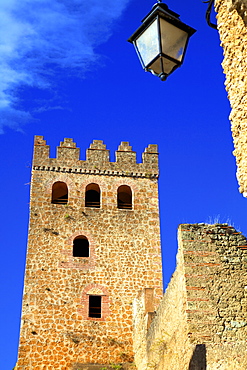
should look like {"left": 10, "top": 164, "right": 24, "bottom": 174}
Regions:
{"left": 59, "top": 231, "right": 96, "bottom": 270}
{"left": 113, "top": 179, "right": 138, "bottom": 193}
{"left": 78, "top": 284, "right": 110, "bottom": 321}
{"left": 45, "top": 176, "right": 75, "bottom": 198}
{"left": 100, "top": 179, "right": 137, "bottom": 210}
{"left": 80, "top": 177, "right": 107, "bottom": 208}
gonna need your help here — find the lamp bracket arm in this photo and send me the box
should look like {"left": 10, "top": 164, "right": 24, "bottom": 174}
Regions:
{"left": 205, "top": 0, "right": 218, "bottom": 29}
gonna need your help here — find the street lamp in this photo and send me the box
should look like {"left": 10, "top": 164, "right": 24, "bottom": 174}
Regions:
{"left": 128, "top": 1, "right": 196, "bottom": 81}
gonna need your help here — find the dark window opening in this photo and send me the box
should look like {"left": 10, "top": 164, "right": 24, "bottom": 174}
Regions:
{"left": 117, "top": 185, "right": 132, "bottom": 209}
{"left": 89, "top": 295, "right": 101, "bottom": 318}
{"left": 52, "top": 182, "right": 68, "bottom": 204}
{"left": 73, "top": 236, "right": 89, "bottom": 257}
{"left": 85, "top": 183, "right": 100, "bottom": 208}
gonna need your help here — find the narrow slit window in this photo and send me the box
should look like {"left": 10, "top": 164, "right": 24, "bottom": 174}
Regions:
{"left": 52, "top": 182, "right": 68, "bottom": 204}
{"left": 73, "top": 236, "right": 89, "bottom": 257}
{"left": 85, "top": 183, "right": 100, "bottom": 208}
{"left": 117, "top": 185, "right": 132, "bottom": 209}
{"left": 89, "top": 295, "right": 101, "bottom": 318}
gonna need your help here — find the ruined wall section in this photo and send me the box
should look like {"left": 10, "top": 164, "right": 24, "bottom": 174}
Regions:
{"left": 182, "top": 223, "right": 247, "bottom": 370}
{"left": 133, "top": 224, "right": 247, "bottom": 370}
{"left": 215, "top": 0, "right": 247, "bottom": 195}
{"left": 133, "top": 247, "right": 192, "bottom": 370}
{"left": 16, "top": 137, "right": 163, "bottom": 369}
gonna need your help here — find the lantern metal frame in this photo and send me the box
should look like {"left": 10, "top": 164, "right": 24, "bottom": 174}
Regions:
{"left": 128, "top": 2, "right": 196, "bottom": 81}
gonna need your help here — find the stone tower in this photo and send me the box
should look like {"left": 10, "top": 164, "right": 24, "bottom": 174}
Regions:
{"left": 16, "top": 136, "right": 163, "bottom": 369}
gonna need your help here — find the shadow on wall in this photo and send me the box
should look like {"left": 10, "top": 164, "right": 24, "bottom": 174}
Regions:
{"left": 231, "top": 0, "right": 247, "bottom": 25}
{"left": 188, "top": 344, "right": 207, "bottom": 370}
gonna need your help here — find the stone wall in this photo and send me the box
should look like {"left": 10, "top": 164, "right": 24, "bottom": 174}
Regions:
{"left": 215, "top": 0, "right": 247, "bottom": 195}
{"left": 133, "top": 223, "right": 247, "bottom": 370}
{"left": 133, "top": 252, "right": 192, "bottom": 370}
{"left": 16, "top": 137, "right": 163, "bottom": 369}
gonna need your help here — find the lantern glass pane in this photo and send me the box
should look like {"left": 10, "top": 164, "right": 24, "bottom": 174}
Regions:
{"left": 135, "top": 19, "right": 159, "bottom": 67}
{"left": 148, "top": 58, "right": 162, "bottom": 75}
{"left": 161, "top": 57, "right": 177, "bottom": 74}
{"left": 148, "top": 57, "right": 177, "bottom": 76}
{"left": 160, "top": 18, "right": 188, "bottom": 62}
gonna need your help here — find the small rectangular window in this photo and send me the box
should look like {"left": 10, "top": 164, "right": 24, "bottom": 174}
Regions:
{"left": 89, "top": 295, "right": 101, "bottom": 318}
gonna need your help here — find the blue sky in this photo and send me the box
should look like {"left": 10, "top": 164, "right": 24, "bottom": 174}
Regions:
{"left": 0, "top": 0, "right": 246, "bottom": 368}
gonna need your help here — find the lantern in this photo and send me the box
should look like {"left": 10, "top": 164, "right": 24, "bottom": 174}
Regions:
{"left": 128, "top": 2, "right": 196, "bottom": 81}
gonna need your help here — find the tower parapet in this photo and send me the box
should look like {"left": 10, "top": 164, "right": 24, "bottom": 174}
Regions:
{"left": 86, "top": 140, "right": 109, "bottom": 163}
{"left": 116, "top": 141, "right": 137, "bottom": 165}
{"left": 33, "top": 136, "right": 159, "bottom": 178}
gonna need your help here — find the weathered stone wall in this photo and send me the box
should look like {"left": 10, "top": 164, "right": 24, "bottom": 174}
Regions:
{"left": 215, "top": 0, "right": 247, "bottom": 195}
{"left": 16, "top": 137, "right": 163, "bottom": 369}
{"left": 133, "top": 248, "right": 192, "bottom": 370}
{"left": 133, "top": 223, "right": 247, "bottom": 370}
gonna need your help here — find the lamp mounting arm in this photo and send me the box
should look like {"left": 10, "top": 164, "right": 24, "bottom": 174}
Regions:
{"left": 204, "top": 0, "right": 217, "bottom": 29}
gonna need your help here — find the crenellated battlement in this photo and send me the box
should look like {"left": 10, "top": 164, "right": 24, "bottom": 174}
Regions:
{"left": 33, "top": 136, "right": 159, "bottom": 178}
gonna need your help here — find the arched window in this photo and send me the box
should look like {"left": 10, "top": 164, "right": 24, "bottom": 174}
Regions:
{"left": 73, "top": 236, "right": 89, "bottom": 257}
{"left": 51, "top": 182, "right": 68, "bottom": 204}
{"left": 117, "top": 185, "right": 132, "bottom": 209}
{"left": 85, "top": 183, "right": 100, "bottom": 208}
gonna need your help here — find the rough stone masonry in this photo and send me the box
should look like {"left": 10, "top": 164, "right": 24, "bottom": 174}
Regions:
{"left": 215, "top": 0, "right": 247, "bottom": 195}
{"left": 133, "top": 223, "right": 247, "bottom": 370}
{"left": 15, "top": 137, "right": 163, "bottom": 369}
